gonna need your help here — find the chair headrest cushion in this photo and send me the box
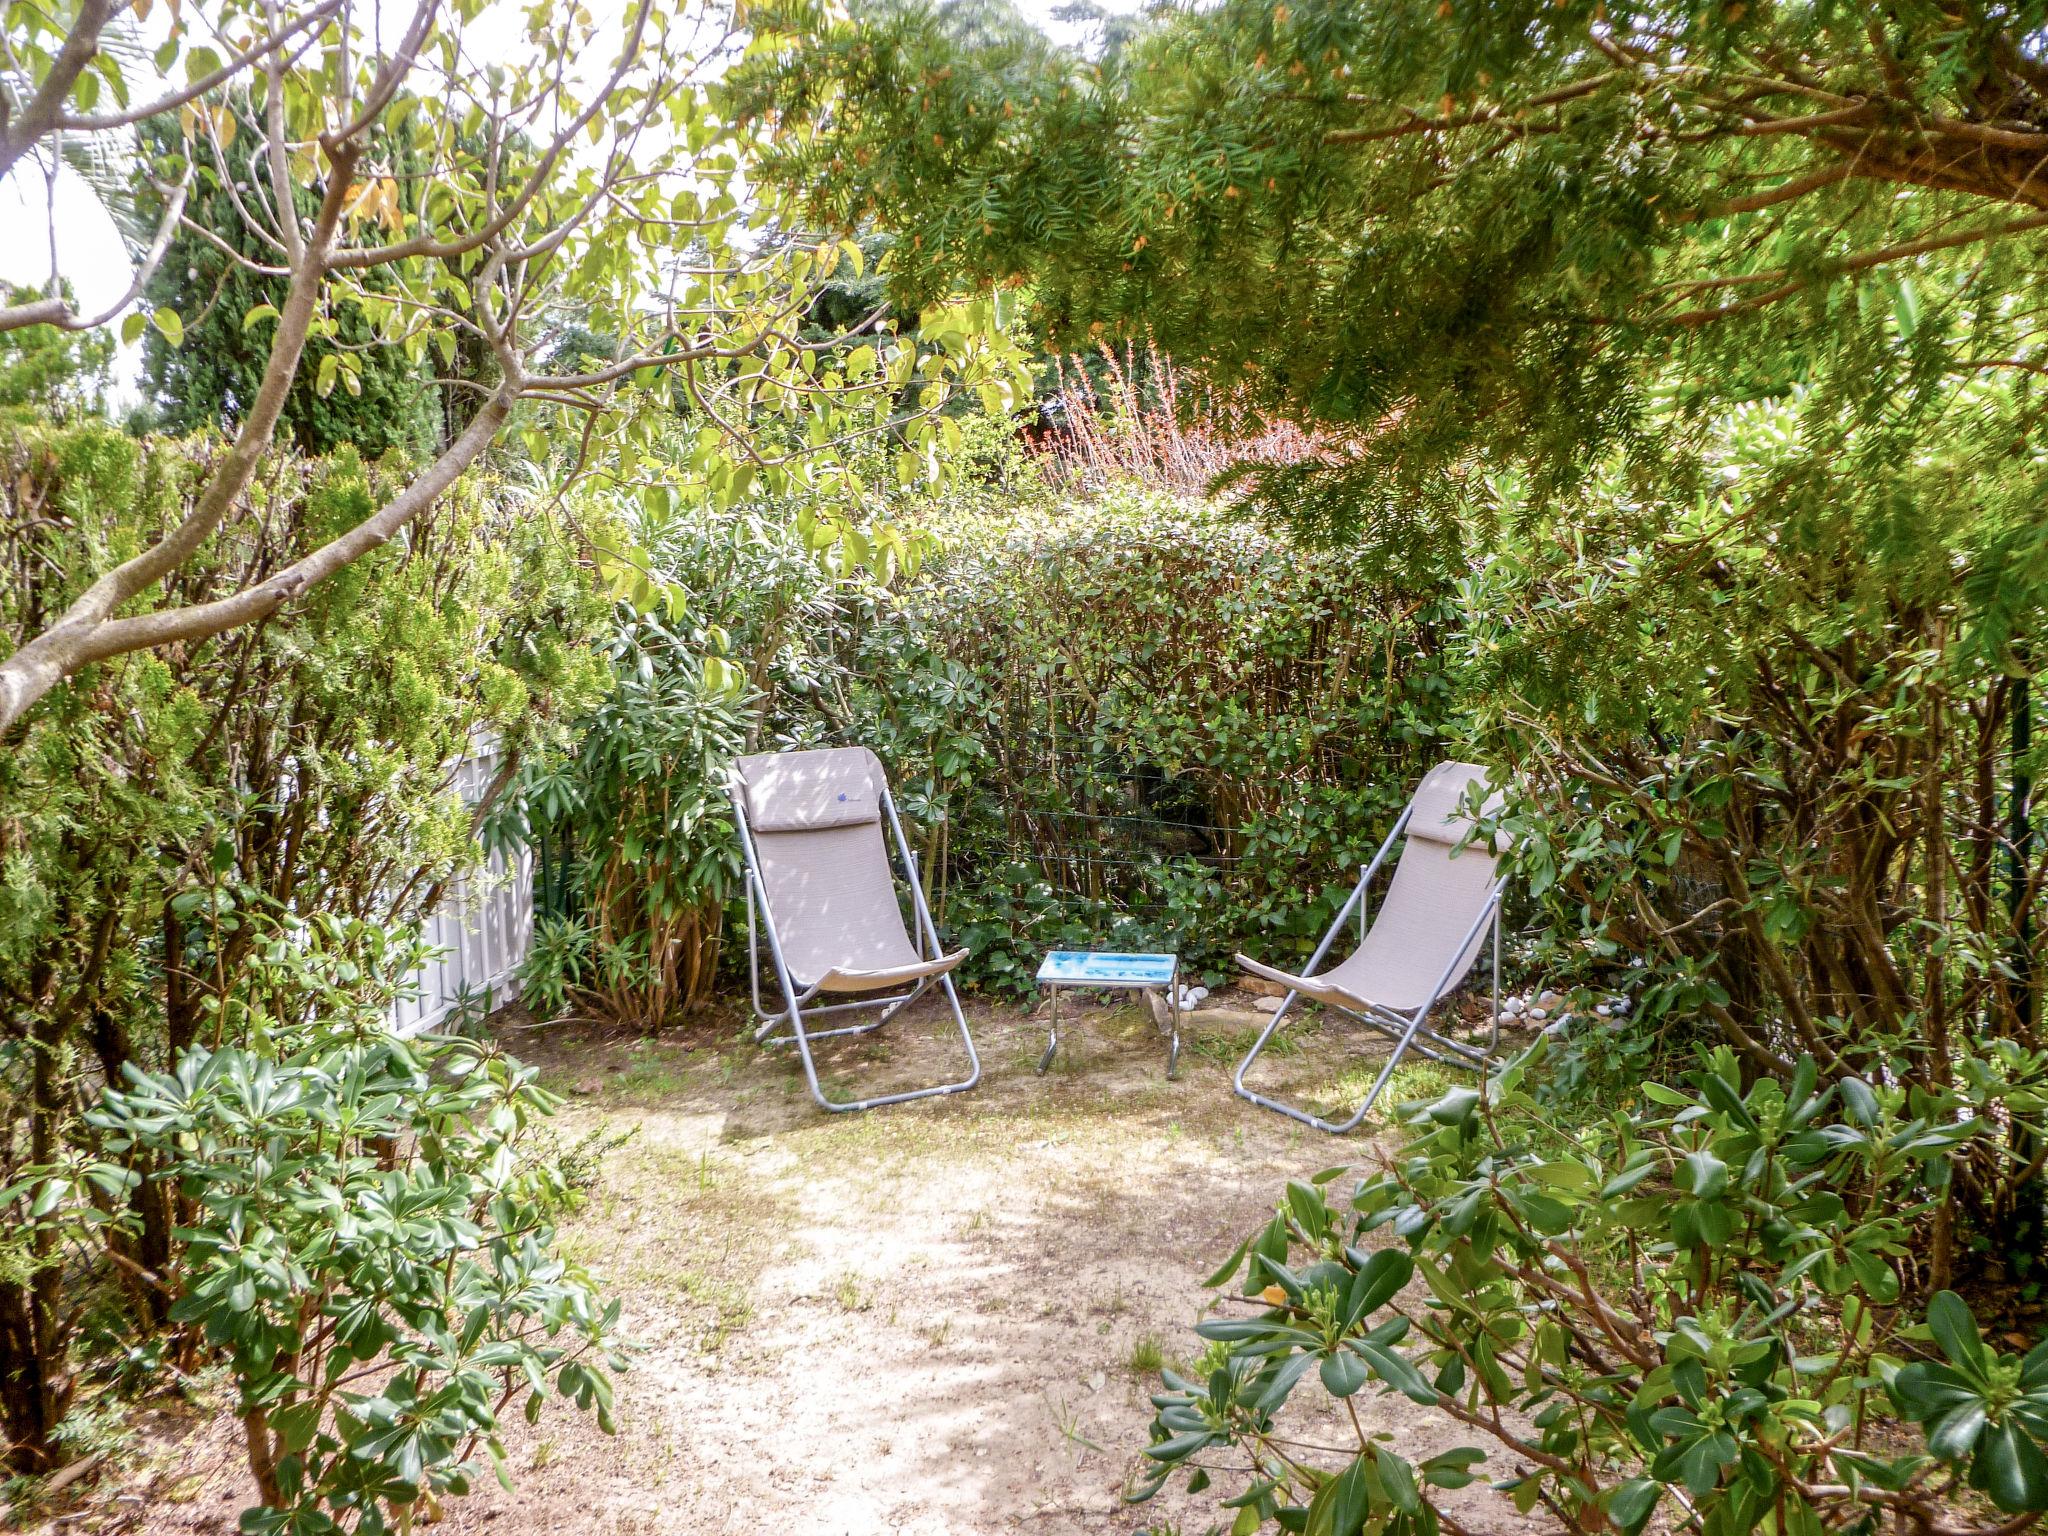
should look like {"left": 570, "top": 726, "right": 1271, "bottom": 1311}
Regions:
{"left": 736, "top": 746, "right": 883, "bottom": 833}
{"left": 1406, "top": 760, "right": 1506, "bottom": 850}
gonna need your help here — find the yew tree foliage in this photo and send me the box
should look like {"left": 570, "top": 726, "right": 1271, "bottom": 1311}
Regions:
{"left": 136, "top": 106, "right": 441, "bottom": 459}
{"left": 736, "top": 0, "right": 2048, "bottom": 534}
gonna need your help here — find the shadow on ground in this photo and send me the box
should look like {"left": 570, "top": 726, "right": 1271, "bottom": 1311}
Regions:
{"left": 137, "top": 993, "right": 1541, "bottom": 1536}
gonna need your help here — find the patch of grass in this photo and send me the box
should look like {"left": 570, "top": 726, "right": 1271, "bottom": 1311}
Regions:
{"left": 553, "top": 1136, "right": 791, "bottom": 1358}
{"left": 1125, "top": 1332, "right": 1165, "bottom": 1375}
{"left": 1182, "top": 1011, "right": 1322, "bottom": 1068}
{"left": 589, "top": 1037, "right": 705, "bottom": 1104}
{"left": 1045, "top": 1392, "right": 1105, "bottom": 1455}
{"left": 833, "top": 1271, "right": 873, "bottom": 1313}
{"left": 674, "top": 1272, "right": 755, "bottom": 1352}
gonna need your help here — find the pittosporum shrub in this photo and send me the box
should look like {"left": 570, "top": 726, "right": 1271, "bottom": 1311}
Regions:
{"left": 87, "top": 914, "right": 620, "bottom": 1534}
{"left": 1143, "top": 1038, "right": 2048, "bottom": 1536}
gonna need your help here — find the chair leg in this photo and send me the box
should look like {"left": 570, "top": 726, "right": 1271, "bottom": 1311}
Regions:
{"left": 1234, "top": 992, "right": 1374, "bottom": 1135}
{"left": 780, "top": 972, "right": 981, "bottom": 1114}
{"left": 1236, "top": 994, "right": 1482, "bottom": 1135}
{"left": 754, "top": 981, "right": 925, "bottom": 1045}
{"left": 1037, "top": 983, "right": 1061, "bottom": 1074}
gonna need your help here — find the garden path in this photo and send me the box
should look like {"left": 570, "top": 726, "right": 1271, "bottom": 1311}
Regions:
{"left": 138, "top": 995, "right": 1544, "bottom": 1535}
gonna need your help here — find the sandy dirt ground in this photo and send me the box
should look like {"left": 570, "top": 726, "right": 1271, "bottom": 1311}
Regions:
{"left": 66, "top": 991, "right": 1544, "bottom": 1536}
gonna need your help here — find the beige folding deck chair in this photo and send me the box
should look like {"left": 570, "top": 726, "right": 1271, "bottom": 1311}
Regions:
{"left": 729, "top": 746, "right": 980, "bottom": 1113}
{"left": 1234, "top": 761, "right": 1509, "bottom": 1133}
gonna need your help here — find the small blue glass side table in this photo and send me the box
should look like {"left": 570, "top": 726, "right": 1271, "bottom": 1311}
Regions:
{"left": 1035, "top": 950, "right": 1182, "bottom": 1079}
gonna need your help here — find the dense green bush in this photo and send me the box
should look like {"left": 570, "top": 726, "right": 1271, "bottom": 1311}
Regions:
{"left": 1459, "top": 393, "right": 2048, "bottom": 1286}
{"left": 89, "top": 912, "right": 619, "bottom": 1534}
{"left": 510, "top": 607, "right": 749, "bottom": 1025}
{"left": 1146, "top": 1040, "right": 2047, "bottom": 1536}
{"left": 0, "top": 421, "right": 609, "bottom": 1473}
{"left": 858, "top": 487, "right": 1456, "bottom": 990}
{"left": 510, "top": 459, "right": 1457, "bottom": 1020}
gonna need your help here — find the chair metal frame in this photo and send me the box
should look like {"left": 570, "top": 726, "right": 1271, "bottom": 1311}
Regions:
{"left": 728, "top": 768, "right": 981, "bottom": 1114}
{"left": 1234, "top": 800, "right": 1506, "bottom": 1134}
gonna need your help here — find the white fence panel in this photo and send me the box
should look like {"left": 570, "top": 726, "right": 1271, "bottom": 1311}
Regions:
{"left": 390, "top": 743, "right": 534, "bottom": 1036}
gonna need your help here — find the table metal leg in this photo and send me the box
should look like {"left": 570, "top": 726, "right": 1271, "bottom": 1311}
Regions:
{"left": 1037, "top": 984, "right": 1060, "bottom": 1074}
{"left": 1167, "top": 984, "right": 1182, "bottom": 1080}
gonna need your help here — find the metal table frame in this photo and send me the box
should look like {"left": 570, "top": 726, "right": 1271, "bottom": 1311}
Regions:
{"left": 1034, "top": 951, "right": 1182, "bottom": 1079}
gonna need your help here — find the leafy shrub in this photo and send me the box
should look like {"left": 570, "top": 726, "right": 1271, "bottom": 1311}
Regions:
{"left": 88, "top": 916, "right": 619, "bottom": 1534}
{"left": 1461, "top": 393, "right": 2048, "bottom": 1282}
{"left": 0, "top": 422, "right": 609, "bottom": 1470}
{"left": 514, "top": 471, "right": 1459, "bottom": 1019}
{"left": 504, "top": 608, "right": 749, "bottom": 1025}
{"left": 862, "top": 487, "right": 1456, "bottom": 989}
{"left": 1144, "top": 1040, "right": 2048, "bottom": 1536}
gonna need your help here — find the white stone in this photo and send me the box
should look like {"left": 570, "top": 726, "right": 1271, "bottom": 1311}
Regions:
{"left": 1254, "top": 996, "right": 1284, "bottom": 1014}
{"left": 1537, "top": 989, "right": 1562, "bottom": 1009}
{"left": 1594, "top": 1005, "right": 1612, "bottom": 1018}
{"left": 1528, "top": 1007, "right": 1548, "bottom": 1021}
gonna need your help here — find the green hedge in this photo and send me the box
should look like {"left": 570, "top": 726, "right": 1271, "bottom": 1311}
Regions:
{"left": 836, "top": 490, "right": 1458, "bottom": 990}
{"left": 515, "top": 479, "right": 1461, "bottom": 1007}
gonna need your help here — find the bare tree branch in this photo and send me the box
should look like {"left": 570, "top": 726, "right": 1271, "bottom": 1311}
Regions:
{"left": 0, "top": 166, "right": 191, "bottom": 333}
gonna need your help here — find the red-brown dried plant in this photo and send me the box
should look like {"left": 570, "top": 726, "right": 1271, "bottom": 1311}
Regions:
{"left": 1031, "top": 341, "right": 1324, "bottom": 496}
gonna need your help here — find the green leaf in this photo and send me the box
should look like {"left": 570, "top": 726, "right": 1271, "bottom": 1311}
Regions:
{"left": 1974, "top": 1419, "right": 2048, "bottom": 1512}
{"left": 1928, "top": 1290, "right": 1988, "bottom": 1377}
{"left": 1343, "top": 1248, "right": 1413, "bottom": 1324}
{"left": 1679, "top": 1149, "right": 1727, "bottom": 1199}
{"left": 1320, "top": 1349, "right": 1369, "bottom": 1398}
{"left": 1355, "top": 1341, "right": 1436, "bottom": 1405}
{"left": 1203, "top": 1233, "right": 1252, "bottom": 1289}
{"left": 1376, "top": 1450, "right": 1420, "bottom": 1513}
{"left": 1605, "top": 1476, "right": 1660, "bottom": 1533}
{"left": 1928, "top": 1402, "right": 1989, "bottom": 1460}
{"left": 152, "top": 307, "right": 184, "bottom": 347}
{"left": 1305, "top": 1456, "right": 1373, "bottom": 1536}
